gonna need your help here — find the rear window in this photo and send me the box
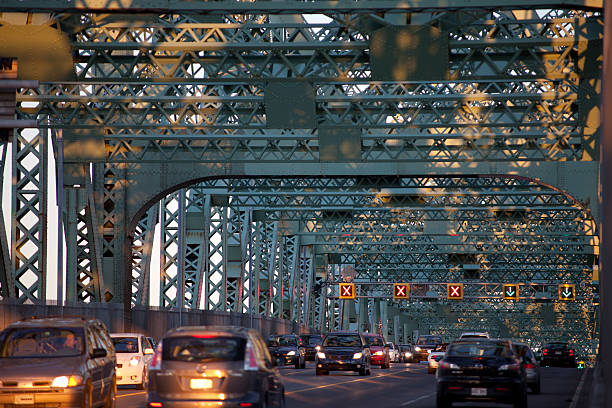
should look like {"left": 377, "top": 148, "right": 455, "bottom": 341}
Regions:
{"left": 323, "top": 335, "right": 361, "bottom": 347}
{"left": 112, "top": 337, "right": 139, "bottom": 353}
{"left": 363, "top": 336, "right": 384, "bottom": 346}
{"left": 447, "top": 342, "right": 512, "bottom": 358}
{"left": 302, "top": 336, "right": 322, "bottom": 346}
{"left": 545, "top": 343, "right": 569, "bottom": 350}
{"left": 0, "top": 328, "right": 85, "bottom": 358}
{"left": 163, "top": 336, "right": 246, "bottom": 363}
{"left": 417, "top": 336, "right": 442, "bottom": 345}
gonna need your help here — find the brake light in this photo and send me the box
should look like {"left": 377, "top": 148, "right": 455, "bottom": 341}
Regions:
{"left": 569, "top": 349, "right": 574, "bottom": 356}
{"left": 244, "top": 341, "right": 259, "bottom": 371}
{"left": 542, "top": 348, "right": 548, "bottom": 356}
{"left": 192, "top": 335, "right": 216, "bottom": 339}
{"left": 525, "top": 363, "right": 536, "bottom": 369}
{"left": 499, "top": 363, "right": 521, "bottom": 372}
{"left": 149, "top": 403, "right": 163, "bottom": 408}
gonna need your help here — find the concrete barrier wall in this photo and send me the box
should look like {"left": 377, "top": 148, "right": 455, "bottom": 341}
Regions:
{"left": 0, "top": 301, "right": 308, "bottom": 341}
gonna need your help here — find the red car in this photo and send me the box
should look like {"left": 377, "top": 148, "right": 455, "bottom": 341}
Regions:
{"left": 362, "top": 333, "right": 390, "bottom": 369}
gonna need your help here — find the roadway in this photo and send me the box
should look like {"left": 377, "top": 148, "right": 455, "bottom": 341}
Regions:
{"left": 117, "top": 362, "right": 583, "bottom": 408}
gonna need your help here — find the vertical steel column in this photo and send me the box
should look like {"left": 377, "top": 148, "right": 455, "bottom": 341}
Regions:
{"left": 239, "top": 209, "right": 252, "bottom": 314}
{"left": 11, "top": 127, "right": 47, "bottom": 303}
{"left": 177, "top": 189, "right": 185, "bottom": 322}
{"left": 160, "top": 191, "right": 180, "bottom": 308}
{"left": 300, "top": 245, "right": 313, "bottom": 327}
{"left": 83, "top": 165, "right": 104, "bottom": 303}
{"left": 267, "top": 222, "right": 280, "bottom": 317}
{"left": 132, "top": 204, "right": 158, "bottom": 306}
{"left": 204, "top": 198, "right": 228, "bottom": 311}
{"left": 64, "top": 187, "right": 78, "bottom": 302}
{"left": 0, "top": 144, "right": 13, "bottom": 298}
{"left": 285, "top": 234, "right": 300, "bottom": 320}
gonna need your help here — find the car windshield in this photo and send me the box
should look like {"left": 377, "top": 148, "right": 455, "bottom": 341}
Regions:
{"left": 399, "top": 345, "right": 412, "bottom": 352}
{"left": 163, "top": 336, "right": 246, "bottom": 363}
{"left": 304, "top": 336, "right": 322, "bottom": 346}
{"left": 0, "top": 328, "right": 84, "bottom": 358}
{"left": 363, "top": 336, "right": 384, "bottom": 346}
{"left": 417, "top": 336, "right": 442, "bottom": 345}
{"left": 323, "top": 335, "right": 361, "bottom": 347}
{"left": 447, "top": 343, "right": 512, "bottom": 358}
{"left": 267, "top": 336, "right": 297, "bottom": 347}
{"left": 112, "top": 337, "right": 139, "bottom": 353}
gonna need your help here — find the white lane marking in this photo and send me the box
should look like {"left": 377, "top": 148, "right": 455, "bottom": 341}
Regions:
{"left": 117, "top": 391, "right": 146, "bottom": 398}
{"left": 568, "top": 368, "right": 589, "bottom": 408}
{"left": 400, "top": 392, "right": 435, "bottom": 406}
{"left": 285, "top": 369, "right": 406, "bottom": 394}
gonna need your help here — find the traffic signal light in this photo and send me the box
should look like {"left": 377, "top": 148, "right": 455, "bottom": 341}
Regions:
{"left": 447, "top": 283, "right": 463, "bottom": 300}
{"left": 339, "top": 283, "right": 356, "bottom": 299}
{"left": 502, "top": 284, "right": 519, "bottom": 300}
{"left": 393, "top": 283, "right": 410, "bottom": 299}
{"left": 558, "top": 284, "right": 575, "bottom": 301}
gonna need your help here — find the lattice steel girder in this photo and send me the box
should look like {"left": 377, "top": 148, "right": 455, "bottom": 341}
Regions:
{"left": 0, "top": 1, "right": 602, "bottom": 13}
{"left": 131, "top": 203, "right": 158, "bottom": 306}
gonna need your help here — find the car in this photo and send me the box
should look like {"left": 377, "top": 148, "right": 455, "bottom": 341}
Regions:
{"left": 315, "top": 332, "right": 371, "bottom": 376}
{"left": 110, "top": 333, "right": 154, "bottom": 389}
{"left": 413, "top": 335, "right": 443, "bottom": 363}
{"left": 362, "top": 333, "right": 390, "bottom": 369}
{"left": 267, "top": 334, "right": 306, "bottom": 369}
{"left": 0, "top": 316, "right": 116, "bottom": 408}
{"left": 428, "top": 343, "right": 448, "bottom": 374}
{"left": 147, "top": 325, "right": 285, "bottom": 408}
{"left": 459, "top": 332, "right": 490, "bottom": 339}
{"left": 300, "top": 334, "right": 324, "bottom": 361}
{"left": 540, "top": 341, "right": 577, "bottom": 368}
{"left": 436, "top": 338, "right": 527, "bottom": 408}
{"left": 512, "top": 341, "right": 541, "bottom": 394}
{"left": 398, "top": 344, "right": 414, "bottom": 363}
{"left": 386, "top": 342, "right": 400, "bottom": 363}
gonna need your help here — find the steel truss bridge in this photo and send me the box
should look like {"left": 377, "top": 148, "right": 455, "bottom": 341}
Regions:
{"left": 0, "top": 1, "right": 602, "bottom": 359}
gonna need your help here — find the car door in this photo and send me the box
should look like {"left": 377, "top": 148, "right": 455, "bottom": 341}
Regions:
{"left": 141, "top": 336, "right": 153, "bottom": 365}
{"left": 94, "top": 325, "right": 116, "bottom": 396}
{"left": 86, "top": 326, "right": 105, "bottom": 402}
{"left": 252, "top": 333, "right": 283, "bottom": 406}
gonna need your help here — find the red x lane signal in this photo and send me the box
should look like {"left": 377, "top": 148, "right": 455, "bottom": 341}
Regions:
{"left": 393, "top": 283, "right": 410, "bottom": 299}
{"left": 339, "top": 283, "right": 355, "bottom": 299}
{"left": 447, "top": 283, "right": 464, "bottom": 300}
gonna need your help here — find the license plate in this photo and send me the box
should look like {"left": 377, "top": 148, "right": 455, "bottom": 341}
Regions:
{"left": 555, "top": 351, "right": 562, "bottom": 355}
{"left": 14, "top": 394, "right": 34, "bottom": 405}
{"left": 471, "top": 388, "right": 487, "bottom": 396}
{"left": 190, "top": 378, "right": 213, "bottom": 389}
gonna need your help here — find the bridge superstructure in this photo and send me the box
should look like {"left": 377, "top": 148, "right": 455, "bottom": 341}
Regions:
{"left": 0, "top": 1, "right": 602, "bottom": 359}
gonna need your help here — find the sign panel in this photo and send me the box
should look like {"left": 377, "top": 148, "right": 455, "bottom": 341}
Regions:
{"left": 339, "top": 283, "right": 356, "bottom": 299}
{"left": 393, "top": 283, "right": 410, "bottom": 299}
{"left": 558, "top": 284, "right": 575, "bottom": 301}
{"left": 502, "top": 284, "right": 519, "bottom": 300}
{"left": 447, "top": 283, "right": 464, "bottom": 300}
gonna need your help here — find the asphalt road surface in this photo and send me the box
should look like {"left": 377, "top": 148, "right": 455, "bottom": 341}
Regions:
{"left": 117, "top": 362, "right": 583, "bottom": 408}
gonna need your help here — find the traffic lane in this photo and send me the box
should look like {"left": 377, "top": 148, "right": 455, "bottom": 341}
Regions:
{"left": 117, "top": 387, "right": 146, "bottom": 408}
{"left": 283, "top": 362, "right": 436, "bottom": 408}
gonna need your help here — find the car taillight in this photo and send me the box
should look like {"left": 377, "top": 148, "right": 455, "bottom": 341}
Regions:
{"left": 525, "top": 363, "right": 536, "bottom": 369}
{"left": 542, "top": 348, "right": 548, "bottom": 356}
{"left": 569, "top": 349, "right": 574, "bottom": 356}
{"left": 499, "top": 363, "right": 521, "bottom": 372}
{"left": 244, "top": 341, "right": 259, "bottom": 371}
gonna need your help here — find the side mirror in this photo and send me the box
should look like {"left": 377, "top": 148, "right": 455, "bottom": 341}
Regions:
{"left": 91, "top": 348, "right": 107, "bottom": 359}
{"left": 144, "top": 348, "right": 154, "bottom": 355}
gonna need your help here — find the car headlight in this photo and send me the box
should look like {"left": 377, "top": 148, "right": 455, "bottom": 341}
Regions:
{"left": 374, "top": 351, "right": 384, "bottom": 356}
{"left": 287, "top": 350, "right": 296, "bottom": 356}
{"left": 129, "top": 356, "right": 141, "bottom": 366}
{"left": 317, "top": 352, "right": 326, "bottom": 359}
{"left": 352, "top": 352, "right": 363, "bottom": 360}
{"left": 315, "top": 345, "right": 321, "bottom": 351}
{"left": 405, "top": 352, "right": 412, "bottom": 357}
{"left": 52, "top": 375, "right": 83, "bottom": 388}
{"left": 415, "top": 347, "right": 422, "bottom": 352}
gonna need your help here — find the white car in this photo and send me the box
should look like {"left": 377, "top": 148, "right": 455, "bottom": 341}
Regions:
{"left": 427, "top": 344, "right": 448, "bottom": 374}
{"left": 111, "top": 333, "right": 154, "bottom": 389}
{"left": 386, "top": 342, "right": 400, "bottom": 363}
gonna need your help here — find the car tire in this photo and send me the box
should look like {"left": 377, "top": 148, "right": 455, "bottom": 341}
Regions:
{"left": 436, "top": 393, "right": 452, "bottom": 408}
{"left": 513, "top": 391, "right": 528, "bottom": 408}
{"left": 136, "top": 369, "right": 147, "bottom": 390}
{"left": 81, "top": 381, "right": 93, "bottom": 408}
{"left": 294, "top": 360, "right": 300, "bottom": 369}
{"left": 531, "top": 381, "right": 541, "bottom": 394}
{"left": 104, "top": 377, "right": 116, "bottom": 408}
{"left": 428, "top": 367, "right": 435, "bottom": 374}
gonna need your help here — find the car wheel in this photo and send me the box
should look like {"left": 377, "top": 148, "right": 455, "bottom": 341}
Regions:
{"left": 104, "top": 377, "right": 116, "bottom": 408}
{"left": 136, "top": 368, "right": 147, "bottom": 390}
{"left": 294, "top": 360, "right": 300, "bottom": 369}
{"left": 436, "top": 392, "right": 452, "bottom": 408}
{"left": 513, "top": 391, "right": 528, "bottom": 408}
{"left": 81, "top": 381, "right": 92, "bottom": 408}
{"left": 358, "top": 366, "right": 367, "bottom": 376}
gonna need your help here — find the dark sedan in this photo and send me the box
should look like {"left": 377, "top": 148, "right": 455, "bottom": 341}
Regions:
{"left": 315, "top": 332, "right": 371, "bottom": 376}
{"left": 512, "top": 342, "right": 541, "bottom": 394}
{"left": 436, "top": 338, "right": 527, "bottom": 408}
{"left": 300, "top": 334, "right": 324, "bottom": 361}
{"left": 413, "top": 334, "right": 443, "bottom": 362}
{"left": 267, "top": 334, "right": 306, "bottom": 369}
{"left": 147, "top": 326, "right": 285, "bottom": 408}
{"left": 540, "top": 341, "right": 577, "bottom": 368}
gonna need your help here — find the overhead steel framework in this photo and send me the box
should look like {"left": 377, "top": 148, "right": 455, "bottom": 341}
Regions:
{"left": 0, "top": 1, "right": 602, "bottom": 359}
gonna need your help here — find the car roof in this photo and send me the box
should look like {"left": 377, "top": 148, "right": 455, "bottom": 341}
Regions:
{"left": 5, "top": 317, "right": 95, "bottom": 329}
{"left": 451, "top": 338, "right": 510, "bottom": 346}
{"left": 325, "top": 331, "right": 361, "bottom": 336}
{"left": 164, "top": 325, "right": 253, "bottom": 338}
{"left": 110, "top": 333, "right": 145, "bottom": 337}
{"left": 460, "top": 332, "right": 489, "bottom": 336}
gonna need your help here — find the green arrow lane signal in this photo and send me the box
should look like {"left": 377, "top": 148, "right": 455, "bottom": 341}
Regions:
{"left": 558, "top": 284, "right": 575, "bottom": 301}
{"left": 502, "top": 284, "right": 519, "bottom": 300}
